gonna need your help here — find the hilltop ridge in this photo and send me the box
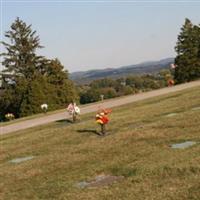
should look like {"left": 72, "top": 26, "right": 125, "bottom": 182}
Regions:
{"left": 70, "top": 57, "right": 174, "bottom": 84}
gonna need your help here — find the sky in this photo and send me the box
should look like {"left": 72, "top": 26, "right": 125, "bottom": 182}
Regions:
{"left": 1, "top": 0, "right": 200, "bottom": 72}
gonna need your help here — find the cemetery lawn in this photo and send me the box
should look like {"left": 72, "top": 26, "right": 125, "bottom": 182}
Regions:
{"left": 0, "top": 86, "right": 200, "bottom": 200}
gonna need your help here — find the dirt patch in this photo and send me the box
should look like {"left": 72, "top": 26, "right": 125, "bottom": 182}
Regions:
{"left": 76, "top": 174, "right": 124, "bottom": 188}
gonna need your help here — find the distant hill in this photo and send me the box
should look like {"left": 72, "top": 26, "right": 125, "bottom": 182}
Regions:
{"left": 70, "top": 57, "right": 174, "bottom": 84}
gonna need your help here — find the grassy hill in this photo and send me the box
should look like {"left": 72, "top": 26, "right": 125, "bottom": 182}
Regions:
{"left": 0, "top": 85, "right": 200, "bottom": 200}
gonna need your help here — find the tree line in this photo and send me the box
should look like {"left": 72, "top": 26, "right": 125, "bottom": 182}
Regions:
{"left": 78, "top": 70, "right": 172, "bottom": 104}
{"left": 0, "top": 18, "right": 199, "bottom": 121}
{"left": 0, "top": 18, "right": 78, "bottom": 120}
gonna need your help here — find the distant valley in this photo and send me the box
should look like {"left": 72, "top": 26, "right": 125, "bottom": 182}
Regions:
{"left": 70, "top": 57, "right": 174, "bottom": 84}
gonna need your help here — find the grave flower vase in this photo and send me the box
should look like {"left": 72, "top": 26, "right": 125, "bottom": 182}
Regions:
{"left": 72, "top": 113, "right": 77, "bottom": 123}
{"left": 101, "top": 124, "right": 106, "bottom": 135}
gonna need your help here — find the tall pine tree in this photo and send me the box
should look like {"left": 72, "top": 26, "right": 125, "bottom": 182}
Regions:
{"left": 174, "top": 18, "right": 200, "bottom": 83}
{"left": 1, "top": 17, "right": 45, "bottom": 80}
{"left": 0, "top": 18, "right": 78, "bottom": 119}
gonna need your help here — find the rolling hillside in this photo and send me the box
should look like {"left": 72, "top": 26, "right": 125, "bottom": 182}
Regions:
{"left": 70, "top": 57, "right": 174, "bottom": 84}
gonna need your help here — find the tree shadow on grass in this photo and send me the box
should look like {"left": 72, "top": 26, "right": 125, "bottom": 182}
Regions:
{"left": 56, "top": 119, "right": 73, "bottom": 124}
{"left": 55, "top": 119, "right": 75, "bottom": 127}
{"left": 56, "top": 118, "right": 82, "bottom": 124}
{"left": 77, "top": 129, "right": 102, "bottom": 136}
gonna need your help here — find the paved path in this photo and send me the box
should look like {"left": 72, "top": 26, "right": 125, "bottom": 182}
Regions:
{"left": 1, "top": 80, "right": 200, "bottom": 135}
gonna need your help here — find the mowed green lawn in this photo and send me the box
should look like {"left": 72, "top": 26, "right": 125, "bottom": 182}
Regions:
{"left": 0, "top": 86, "right": 200, "bottom": 200}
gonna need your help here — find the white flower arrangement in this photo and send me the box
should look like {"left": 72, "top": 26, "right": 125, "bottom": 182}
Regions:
{"left": 5, "top": 113, "right": 15, "bottom": 121}
{"left": 67, "top": 103, "right": 80, "bottom": 115}
{"left": 74, "top": 106, "right": 80, "bottom": 115}
{"left": 41, "top": 103, "right": 48, "bottom": 113}
{"left": 170, "top": 63, "right": 176, "bottom": 69}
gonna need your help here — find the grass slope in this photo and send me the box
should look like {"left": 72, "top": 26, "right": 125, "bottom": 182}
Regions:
{"left": 0, "top": 86, "right": 200, "bottom": 200}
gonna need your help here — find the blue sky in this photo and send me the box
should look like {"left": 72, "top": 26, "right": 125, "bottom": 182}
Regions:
{"left": 1, "top": 1, "right": 200, "bottom": 72}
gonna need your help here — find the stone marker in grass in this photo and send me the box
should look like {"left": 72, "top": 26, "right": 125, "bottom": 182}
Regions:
{"left": 171, "top": 141, "right": 197, "bottom": 149}
{"left": 76, "top": 181, "right": 89, "bottom": 189}
{"left": 191, "top": 106, "right": 200, "bottom": 111}
{"left": 9, "top": 156, "right": 35, "bottom": 164}
{"left": 165, "top": 113, "right": 178, "bottom": 117}
{"left": 76, "top": 174, "right": 124, "bottom": 188}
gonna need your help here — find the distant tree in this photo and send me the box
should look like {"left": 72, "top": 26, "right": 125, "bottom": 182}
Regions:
{"left": 80, "top": 89, "right": 100, "bottom": 104}
{"left": 125, "top": 76, "right": 144, "bottom": 89}
{"left": 158, "top": 69, "right": 172, "bottom": 81}
{"left": 174, "top": 18, "right": 200, "bottom": 83}
{"left": 90, "top": 78, "right": 116, "bottom": 89}
{"left": 122, "top": 85, "right": 134, "bottom": 95}
{"left": 99, "top": 87, "right": 117, "bottom": 99}
{"left": 126, "top": 76, "right": 136, "bottom": 87}
{"left": 157, "top": 69, "right": 172, "bottom": 87}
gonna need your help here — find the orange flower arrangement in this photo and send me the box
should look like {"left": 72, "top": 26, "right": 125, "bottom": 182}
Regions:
{"left": 95, "top": 108, "right": 112, "bottom": 135}
{"left": 168, "top": 79, "right": 175, "bottom": 87}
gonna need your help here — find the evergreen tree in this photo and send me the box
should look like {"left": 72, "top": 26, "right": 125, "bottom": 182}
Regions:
{"left": 174, "top": 18, "right": 200, "bottom": 83}
{"left": 1, "top": 17, "right": 44, "bottom": 80}
{"left": 0, "top": 18, "right": 78, "bottom": 119}
{"left": 45, "top": 59, "right": 78, "bottom": 108}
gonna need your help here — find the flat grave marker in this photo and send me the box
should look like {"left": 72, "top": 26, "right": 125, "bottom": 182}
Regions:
{"left": 165, "top": 113, "right": 178, "bottom": 117}
{"left": 9, "top": 156, "right": 35, "bottom": 164}
{"left": 191, "top": 106, "right": 200, "bottom": 111}
{"left": 171, "top": 141, "right": 197, "bottom": 149}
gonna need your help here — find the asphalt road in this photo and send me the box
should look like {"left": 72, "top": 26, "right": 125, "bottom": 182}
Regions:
{"left": 1, "top": 80, "right": 200, "bottom": 135}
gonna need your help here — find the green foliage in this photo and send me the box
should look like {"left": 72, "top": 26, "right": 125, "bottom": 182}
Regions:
{"left": 0, "top": 77, "right": 28, "bottom": 119}
{"left": 44, "top": 59, "right": 79, "bottom": 107}
{"left": 19, "top": 77, "right": 46, "bottom": 116}
{"left": 175, "top": 18, "right": 200, "bottom": 83}
{"left": 78, "top": 72, "right": 170, "bottom": 104}
{"left": 0, "top": 18, "right": 77, "bottom": 120}
{"left": 80, "top": 89, "right": 100, "bottom": 104}
{"left": 99, "top": 87, "right": 117, "bottom": 98}
{"left": 122, "top": 85, "right": 134, "bottom": 95}
{"left": 90, "top": 78, "right": 116, "bottom": 89}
